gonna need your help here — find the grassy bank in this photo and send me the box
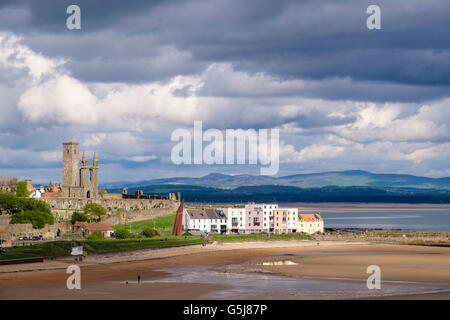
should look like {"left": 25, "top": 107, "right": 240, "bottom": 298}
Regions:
{"left": 0, "top": 236, "right": 203, "bottom": 261}
{"left": 0, "top": 233, "right": 315, "bottom": 261}
{"left": 211, "top": 233, "right": 314, "bottom": 242}
{"left": 113, "top": 213, "right": 176, "bottom": 235}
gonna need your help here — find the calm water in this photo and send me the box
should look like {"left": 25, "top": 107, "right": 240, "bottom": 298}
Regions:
{"left": 320, "top": 210, "right": 450, "bottom": 231}
{"left": 127, "top": 265, "right": 450, "bottom": 300}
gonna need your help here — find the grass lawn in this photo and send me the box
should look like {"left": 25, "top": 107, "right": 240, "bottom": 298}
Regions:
{"left": 113, "top": 213, "right": 176, "bottom": 235}
{"left": 211, "top": 233, "right": 314, "bottom": 242}
{"left": 0, "top": 225, "right": 315, "bottom": 261}
{"left": 0, "top": 236, "right": 203, "bottom": 261}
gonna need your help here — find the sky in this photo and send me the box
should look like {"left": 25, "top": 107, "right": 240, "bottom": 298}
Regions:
{"left": 0, "top": 0, "right": 450, "bottom": 183}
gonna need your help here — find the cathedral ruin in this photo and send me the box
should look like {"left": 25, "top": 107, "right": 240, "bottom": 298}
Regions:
{"left": 61, "top": 142, "right": 99, "bottom": 199}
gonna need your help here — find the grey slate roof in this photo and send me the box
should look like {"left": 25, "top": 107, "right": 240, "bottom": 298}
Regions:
{"left": 186, "top": 209, "right": 226, "bottom": 220}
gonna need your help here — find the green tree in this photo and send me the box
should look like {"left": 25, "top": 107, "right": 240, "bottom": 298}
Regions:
{"left": 142, "top": 227, "right": 159, "bottom": 238}
{"left": 10, "top": 210, "right": 54, "bottom": 229}
{"left": 15, "top": 181, "right": 29, "bottom": 197}
{"left": 71, "top": 211, "right": 89, "bottom": 224}
{"left": 0, "top": 194, "right": 51, "bottom": 215}
{"left": 86, "top": 231, "right": 104, "bottom": 241}
{"left": 114, "top": 228, "right": 131, "bottom": 239}
{"left": 83, "top": 203, "right": 106, "bottom": 222}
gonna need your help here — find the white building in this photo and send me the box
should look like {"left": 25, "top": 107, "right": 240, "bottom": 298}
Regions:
{"left": 220, "top": 207, "right": 246, "bottom": 234}
{"left": 29, "top": 187, "right": 45, "bottom": 198}
{"left": 183, "top": 208, "right": 227, "bottom": 234}
{"left": 298, "top": 213, "right": 324, "bottom": 234}
{"left": 262, "top": 203, "right": 278, "bottom": 232}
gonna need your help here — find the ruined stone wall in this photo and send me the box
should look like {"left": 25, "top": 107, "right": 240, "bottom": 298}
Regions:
{"left": 0, "top": 186, "right": 14, "bottom": 194}
{"left": 104, "top": 205, "right": 178, "bottom": 225}
{"left": 42, "top": 197, "right": 180, "bottom": 228}
{"left": 0, "top": 221, "right": 73, "bottom": 247}
{"left": 102, "top": 193, "right": 123, "bottom": 200}
{"left": 42, "top": 197, "right": 178, "bottom": 213}
{"left": 0, "top": 215, "right": 11, "bottom": 226}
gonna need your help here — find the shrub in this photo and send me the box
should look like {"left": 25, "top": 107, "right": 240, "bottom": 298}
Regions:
{"left": 10, "top": 210, "right": 54, "bottom": 229}
{"left": 142, "top": 227, "right": 160, "bottom": 238}
{"left": 0, "top": 194, "right": 51, "bottom": 215}
{"left": 71, "top": 211, "right": 89, "bottom": 224}
{"left": 86, "top": 231, "right": 104, "bottom": 241}
{"left": 182, "top": 231, "right": 192, "bottom": 236}
{"left": 63, "top": 233, "right": 76, "bottom": 238}
{"left": 114, "top": 228, "right": 131, "bottom": 239}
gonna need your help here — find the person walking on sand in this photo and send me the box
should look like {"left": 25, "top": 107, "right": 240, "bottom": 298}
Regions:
{"left": 137, "top": 275, "right": 141, "bottom": 283}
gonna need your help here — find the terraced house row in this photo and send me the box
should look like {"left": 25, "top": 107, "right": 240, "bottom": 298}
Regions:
{"left": 182, "top": 203, "right": 324, "bottom": 235}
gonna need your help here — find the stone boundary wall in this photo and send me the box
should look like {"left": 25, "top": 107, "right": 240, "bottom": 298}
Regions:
{"left": 102, "top": 193, "right": 123, "bottom": 200}
{"left": 0, "top": 198, "right": 179, "bottom": 247}
{"left": 0, "top": 221, "right": 73, "bottom": 247}
{"left": 42, "top": 197, "right": 177, "bottom": 213}
{"left": 104, "top": 205, "right": 178, "bottom": 226}
{"left": 0, "top": 215, "right": 11, "bottom": 226}
{"left": 43, "top": 197, "right": 179, "bottom": 228}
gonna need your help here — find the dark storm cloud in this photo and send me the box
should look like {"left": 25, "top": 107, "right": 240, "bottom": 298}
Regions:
{"left": 0, "top": 0, "right": 172, "bottom": 31}
{"left": 2, "top": 0, "right": 449, "bottom": 102}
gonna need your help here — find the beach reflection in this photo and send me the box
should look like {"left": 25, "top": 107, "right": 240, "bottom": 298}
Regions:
{"left": 127, "top": 264, "right": 449, "bottom": 300}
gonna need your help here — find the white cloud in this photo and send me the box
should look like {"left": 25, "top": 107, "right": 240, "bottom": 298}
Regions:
{"left": 18, "top": 75, "right": 99, "bottom": 125}
{"left": 1, "top": 32, "right": 450, "bottom": 181}
{"left": 0, "top": 32, "right": 64, "bottom": 82}
{"left": 125, "top": 155, "right": 158, "bottom": 162}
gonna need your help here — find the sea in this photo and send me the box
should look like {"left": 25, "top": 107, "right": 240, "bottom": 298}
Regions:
{"left": 319, "top": 210, "right": 450, "bottom": 231}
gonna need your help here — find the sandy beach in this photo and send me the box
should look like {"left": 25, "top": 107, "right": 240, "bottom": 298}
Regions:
{"left": 1, "top": 240, "right": 449, "bottom": 300}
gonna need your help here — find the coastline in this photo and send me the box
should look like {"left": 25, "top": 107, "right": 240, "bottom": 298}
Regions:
{"left": 1, "top": 240, "right": 449, "bottom": 300}
{"left": 188, "top": 202, "right": 450, "bottom": 212}
{"left": 0, "top": 240, "right": 364, "bottom": 274}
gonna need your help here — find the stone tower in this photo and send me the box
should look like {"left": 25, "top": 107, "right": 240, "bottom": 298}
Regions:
{"left": 62, "top": 142, "right": 80, "bottom": 197}
{"left": 90, "top": 152, "right": 99, "bottom": 196}
{"left": 80, "top": 151, "right": 89, "bottom": 188}
{"left": 61, "top": 142, "right": 99, "bottom": 198}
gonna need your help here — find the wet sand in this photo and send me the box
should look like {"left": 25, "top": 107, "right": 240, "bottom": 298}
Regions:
{"left": 0, "top": 241, "right": 449, "bottom": 300}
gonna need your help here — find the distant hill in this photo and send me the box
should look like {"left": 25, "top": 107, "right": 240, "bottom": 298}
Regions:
{"left": 102, "top": 170, "right": 450, "bottom": 190}
{"left": 106, "top": 184, "right": 450, "bottom": 204}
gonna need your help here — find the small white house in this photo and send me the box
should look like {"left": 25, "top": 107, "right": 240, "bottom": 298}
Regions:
{"left": 298, "top": 213, "right": 324, "bottom": 234}
{"left": 29, "top": 186, "right": 45, "bottom": 198}
{"left": 183, "top": 209, "right": 227, "bottom": 234}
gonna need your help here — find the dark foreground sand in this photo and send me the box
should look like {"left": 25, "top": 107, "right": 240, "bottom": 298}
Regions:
{"left": 0, "top": 241, "right": 449, "bottom": 300}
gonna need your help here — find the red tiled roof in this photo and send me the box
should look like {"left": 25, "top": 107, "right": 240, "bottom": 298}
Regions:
{"left": 74, "top": 221, "right": 88, "bottom": 227}
{"left": 74, "top": 222, "right": 112, "bottom": 231}
{"left": 298, "top": 213, "right": 322, "bottom": 222}
{"left": 43, "top": 192, "right": 56, "bottom": 198}
{"left": 85, "top": 222, "right": 113, "bottom": 231}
